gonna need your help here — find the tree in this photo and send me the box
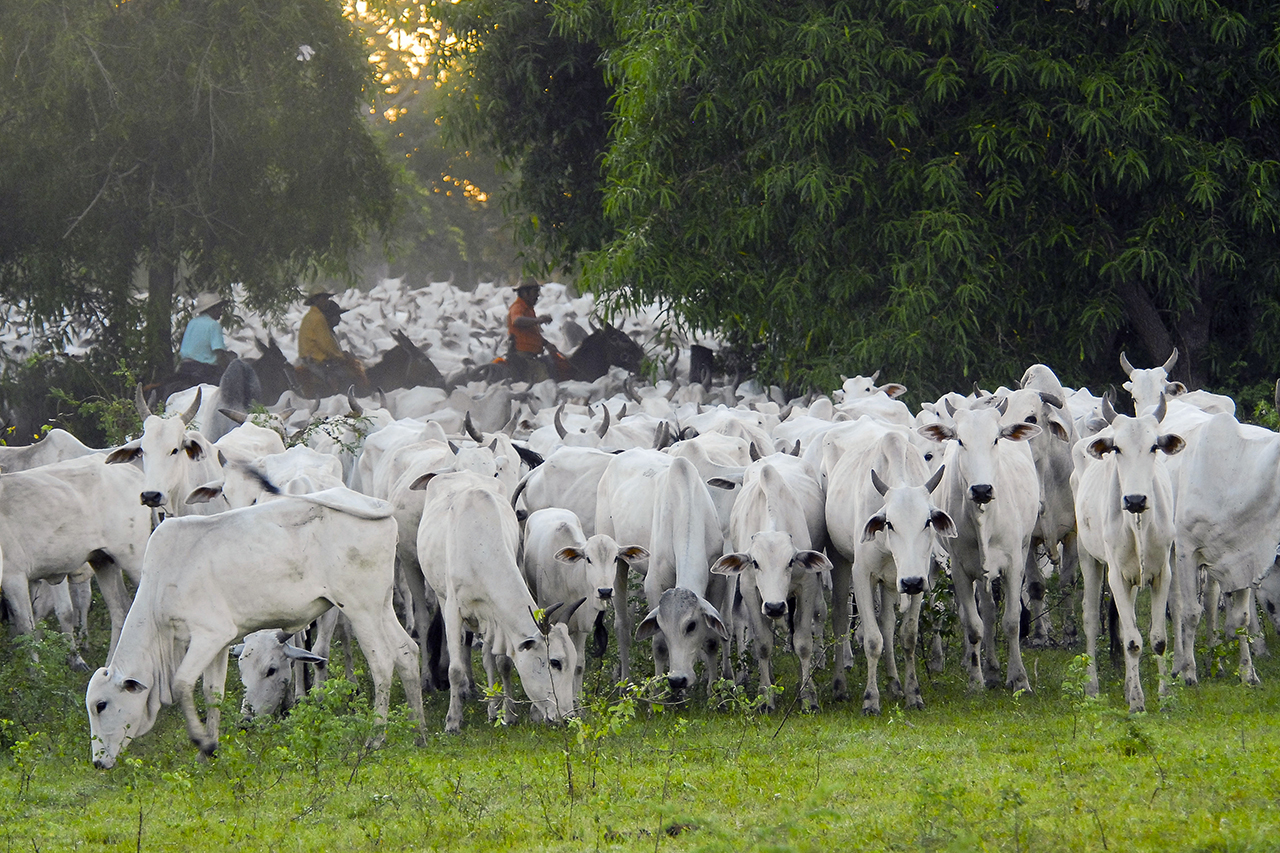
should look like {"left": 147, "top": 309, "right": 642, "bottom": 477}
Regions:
{"left": 0, "top": 0, "right": 396, "bottom": 380}
{"left": 443, "top": 0, "right": 1280, "bottom": 398}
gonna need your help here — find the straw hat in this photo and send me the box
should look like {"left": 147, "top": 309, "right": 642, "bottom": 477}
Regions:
{"left": 192, "top": 292, "right": 225, "bottom": 315}
{"left": 513, "top": 276, "right": 541, "bottom": 291}
{"left": 303, "top": 291, "right": 340, "bottom": 308}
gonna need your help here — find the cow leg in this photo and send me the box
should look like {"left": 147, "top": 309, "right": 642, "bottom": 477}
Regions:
{"left": 952, "top": 570, "right": 984, "bottom": 691}
{"left": 1205, "top": 578, "right": 1224, "bottom": 675}
{"left": 1001, "top": 555, "right": 1031, "bottom": 694}
{"left": 851, "top": 569, "right": 882, "bottom": 715}
{"left": 900, "top": 591, "right": 925, "bottom": 710}
{"left": 200, "top": 651, "right": 229, "bottom": 749}
{"left": 171, "top": 640, "right": 227, "bottom": 755}
{"left": 1171, "top": 540, "right": 1202, "bottom": 685}
{"left": 400, "top": 559, "right": 440, "bottom": 691}
{"left": 793, "top": 575, "right": 819, "bottom": 712}
{"left": 1247, "top": 589, "right": 1267, "bottom": 658}
{"left": 1058, "top": 532, "right": 1080, "bottom": 647}
{"left": 36, "top": 578, "right": 88, "bottom": 669}
{"left": 1023, "top": 544, "right": 1051, "bottom": 648}
{"left": 440, "top": 598, "right": 469, "bottom": 733}
{"left": 309, "top": 608, "right": 341, "bottom": 687}
{"left": 483, "top": 646, "right": 517, "bottom": 725}
{"left": 344, "top": 604, "right": 426, "bottom": 744}
{"left": 1106, "top": 566, "right": 1145, "bottom": 713}
{"left": 2, "top": 571, "right": 38, "bottom": 652}
{"left": 571, "top": 629, "right": 588, "bottom": 704}
{"left": 1149, "top": 562, "right": 1171, "bottom": 703}
{"left": 1079, "top": 550, "right": 1103, "bottom": 696}
{"left": 975, "top": 582, "right": 1002, "bottom": 689}
{"left": 880, "top": 588, "right": 902, "bottom": 701}
{"left": 1226, "top": 589, "right": 1261, "bottom": 687}
{"left": 829, "top": 552, "right": 854, "bottom": 701}
{"left": 87, "top": 557, "right": 132, "bottom": 663}
{"left": 613, "top": 559, "right": 633, "bottom": 683}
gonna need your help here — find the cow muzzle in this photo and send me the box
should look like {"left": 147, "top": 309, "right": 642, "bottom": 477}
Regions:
{"left": 899, "top": 577, "right": 926, "bottom": 596}
{"left": 1122, "top": 494, "right": 1148, "bottom": 514}
{"left": 596, "top": 588, "right": 613, "bottom": 600}
{"left": 968, "top": 484, "right": 994, "bottom": 504}
{"left": 666, "top": 674, "right": 689, "bottom": 692}
{"left": 140, "top": 491, "right": 164, "bottom": 508}
{"left": 763, "top": 601, "right": 787, "bottom": 619}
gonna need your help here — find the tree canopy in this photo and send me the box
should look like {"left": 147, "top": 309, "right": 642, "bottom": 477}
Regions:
{"left": 437, "top": 0, "right": 1280, "bottom": 400}
{"left": 0, "top": 0, "right": 396, "bottom": 377}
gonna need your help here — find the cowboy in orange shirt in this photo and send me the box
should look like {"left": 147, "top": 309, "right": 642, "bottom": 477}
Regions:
{"left": 506, "top": 277, "right": 555, "bottom": 381}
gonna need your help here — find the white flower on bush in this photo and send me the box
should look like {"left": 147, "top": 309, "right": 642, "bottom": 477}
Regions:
{"left": 297, "top": 45, "right": 314, "bottom": 62}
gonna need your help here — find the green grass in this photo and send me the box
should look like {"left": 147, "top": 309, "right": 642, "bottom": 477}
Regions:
{"left": 3, "top": 611, "right": 1280, "bottom": 852}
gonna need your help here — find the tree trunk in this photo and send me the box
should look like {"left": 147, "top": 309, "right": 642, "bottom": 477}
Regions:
{"left": 143, "top": 260, "right": 176, "bottom": 382}
{"left": 1116, "top": 278, "right": 1177, "bottom": 376}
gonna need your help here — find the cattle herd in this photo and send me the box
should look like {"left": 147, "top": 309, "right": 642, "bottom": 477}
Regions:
{"left": 1, "top": 280, "right": 1278, "bottom": 770}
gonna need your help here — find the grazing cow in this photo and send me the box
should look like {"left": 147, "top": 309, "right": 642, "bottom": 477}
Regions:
{"left": 1172, "top": 411, "right": 1280, "bottom": 687}
{"left": 414, "top": 470, "right": 580, "bottom": 732}
{"left": 105, "top": 386, "right": 222, "bottom": 517}
{"left": 0, "top": 456, "right": 149, "bottom": 663}
{"left": 918, "top": 401, "right": 1040, "bottom": 692}
{"left": 632, "top": 455, "right": 731, "bottom": 694}
{"left": 521, "top": 507, "right": 648, "bottom": 699}
{"left": 85, "top": 488, "right": 424, "bottom": 768}
{"left": 825, "top": 419, "right": 954, "bottom": 714}
{"left": 711, "top": 459, "right": 831, "bottom": 710}
{"left": 1074, "top": 396, "right": 1184, "bottom": 711}
{"left": 230, "top": 629, "right": 327, "bottom": 718}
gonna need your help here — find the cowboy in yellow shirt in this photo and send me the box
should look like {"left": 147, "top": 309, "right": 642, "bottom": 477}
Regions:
{"left": 297, "top": 292, "right": 368, "bottom": 396}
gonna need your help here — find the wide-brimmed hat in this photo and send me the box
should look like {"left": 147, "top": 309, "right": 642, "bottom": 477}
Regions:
{"left": 304, "top": 291, "right": 339, "bottom": 308}
{"left": 513, "top": 276, "right": 541, "bottom": 291}
{"left": 192, "top": 292, "right": 226, "bottom": 315}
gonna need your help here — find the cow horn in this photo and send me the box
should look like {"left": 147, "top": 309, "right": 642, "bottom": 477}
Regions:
{"left": 597, "top": 404, "right": 611, "bottom": 438}
{"left": 447, "top": 440, "right": 461, "bottom": 455}
{"left": 624, "top": 376, "right": 642, "bottom": 403}
{"left": 218, "top": 408, "right": 248, "bottom": 425}
{"left": 1119, "top": 351, "right": 1135, "bottom": 377}
{"left": 559, "top": 596, "right": 587, "bottom": 625}
{"left": 789, "top": 439, "right": 801, "bottom": 456}
{"left": 1153, "top": 392, "right": 1167, "bottom": 423}
{"left": 666, "top": 379, "right": 680, "bottom": 400}
{"left": 995, "top": 397, "right": 1008, "bottom": 416}
{"left": 179, "top": 387, "right": 202, "bottom": 425}
{"left": 377, "top": 388, "right": 388, "bottom": 410}
{"left": 652, "top": 420, "right": 670, "bottom": 450}
{"left": 1162, "top": 347, "right": 1178, "bottom": 374}
{"left": 134, "top": 384, "right": 152, "bottom": 420}
{"left": 1037, "top": 391, "right": 1064, "bottom": 409}
{"left": 749, "top": 442, "right": 761, "bottom": 462}
{"left": 553, "top": 403, "right": 568, "bottom": 439}
{"left": 870, "top": 469, "right": 889, "bottom": 497}
{"left": 1101, "top": 393, "right": 1118, "bottom": 424}
{"left": 464, "top": 411, "right": 484, "bottom": 443}
{"left": 346, "top": 387, "right": 363, "bottom": 417}
{"left": 870, "top": 370, "right": 880, "bottom": 383}
{"left": 944, "top": 399, "right": 958, "bottom": 417}
{"left": 533, "top": 602, "right": 565, "bottom": 635}
{"left": 779, "top": 403, "right": 793, "bottom": 423}
{"left": 925, "top": 463, "right": 946, "bottom": 493}
{"left": 1274, "top": 378, "right": 1280, "bottom": 415}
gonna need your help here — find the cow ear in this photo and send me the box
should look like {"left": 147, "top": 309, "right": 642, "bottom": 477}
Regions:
{"left": 1087, "top": 437, "right": 1116, "bottom": 459}
{"left": 793, "top": 550, "right": 833, "bottom": 573}
{"left": 1157, "top": 434, "right": 1186, "bottom": 456}
{"left": 699, "top": 600, "right": 730, "bottom": 641}
{"left": 929, "top": 509, "right": 958, "bottom": 539}
{"left": 711, "top": 553, "right": 750, "bottom": 576}
{"left": 1000, "top": 422, "right": 1041, "bottom": 442}
{"left": 183, "top": 437, "right": 206, "bottom": 461}
{"left": 619, "top": 545, "right": 649, "bottom": 562}
{"left": 1166, "top": 381, "right": 1187, "bottom": 396}
{"left": 917, "top": 423, "right": 955, "bottom": 443}
{"left": 230, "top": 644, "right": 245, "bottom": 658}
{"left": 1046, "top": 417, "right": 1070, "bottom": 441}
{"left": 862, "top": 513, "right": 889, "bottom": 543}
{"left": 409, "top": 472, "right": 439, "bottom": 491}
{"left": 634, "top": 609, "right": 661, "bottom": 641}
{"left": 880, "top": 383, "right": 908, "bottom": 399}
{"left": 186, "top": 481, "right": 225, "bottom": 504}
{"left": 555, "top": 547, "right": 586, "bottom": 564}
{"left": 517, "top": 637, "right": 539, "bottom": 652}
{"left": 122, "top": 678, "right": 148, "bottom": 694}
{"left": 105, "top": 441, "right": 142, "bottom": 465}
{"left": 282, "top": 646, "right": 328, "bottom": 665}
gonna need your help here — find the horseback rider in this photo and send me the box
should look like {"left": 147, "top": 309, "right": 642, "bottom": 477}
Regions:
{"left": 506, "top": 277, "right": 558, "bottom": 382}
{"left": 176, "top": 292, "right": 233, "bottom": 386}
{"left": 296, "top": 291, "right": 368, "bottom": 396}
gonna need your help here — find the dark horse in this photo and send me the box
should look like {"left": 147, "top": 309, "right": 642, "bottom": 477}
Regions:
{"left": 463, "top": 322, "right": 645, "bottom": 385}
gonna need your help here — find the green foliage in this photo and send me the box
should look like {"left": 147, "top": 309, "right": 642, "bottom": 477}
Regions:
{"left": 0, "top": 633, "right": 87, "bottom": 750}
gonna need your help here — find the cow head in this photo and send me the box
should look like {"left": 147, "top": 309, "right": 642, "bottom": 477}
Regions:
{"left": 106, "top": 387, "right": 222, "bottom": 514}
{"left": 635, "top": 587, "right": 729, "bottom": 693}
{"left": 232, "top": 630, "right": 326, "bottom": 719}
{"left": 1086, "top": 394, "right": 1184, "bottom": 514}
{"left": 860, "top": 466, "right": 956, "bottom": 595}
{"left": 514, "top": 600, "right": 584, "bottom": 723}
{"left": 917, "top": 404, "right": 1040, "bottom": 506}
{"left": 711, "top": 531, "right": 831, "bottom": 618}
{"left": 86, "top": 666, "right": 160, "bottom": 769}
{"left": 556, "top": 536, "right": 648, "bottom": 612}
{"left": 1120, "top": 349, "right": 1186, "bottom": 414}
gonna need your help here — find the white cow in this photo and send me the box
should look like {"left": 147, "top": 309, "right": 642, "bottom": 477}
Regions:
{"left": 85, "top": 488, "right": 424, "bottom": 768}
{"left": 510, "top": 446, "right": 617, "bottom": 532}
{"left": 711, "top": 459, "right": 831, "bottom": 710}
{"left": 918, "top": 401, "right": 1040, "bottom": 692}
{"left": 1172, "top": 412, "right": 1280, "bottom": 687}
{"left": 825, "top": 420, "right": 954, "bottom": 714}
{"left": 414, "top": 470, "right": 580, "bottom": 732}
{"left": 1074, "top": 396, "right": 1184, "bottom": 711}
{"left": 0, "top": 456, "right": 149, "bottom": 661}
{"left": 105, "top": 387, "right": 223, "bottom": 517}
{"left": 230, "top": 629, "right": 327, "bottom": 718}
{"left": 521, "top": 507, "right": 648, "bottom": 699}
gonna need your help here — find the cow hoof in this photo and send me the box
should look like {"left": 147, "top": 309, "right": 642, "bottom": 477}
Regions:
{"left": 1008, "top": 679, "right": 1031, "bottom": 694}
{"left": 67, "top": 654, "right": 91, "bottom": 673}
{"left": 862, "top": 704, "right": 880, "bottom": 717}
{"left": 906, "top": 696, "right": 924, "bottom": 711}
{"left": 197, "top": 739, "right": 218, "bottom": 758}
{"left": 887, "top": 678, "right": 903, "bottom": 699}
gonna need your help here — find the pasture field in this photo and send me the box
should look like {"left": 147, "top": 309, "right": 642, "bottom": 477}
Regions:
{"left": 2, "top": 612, "right": 1279, "bottom": 853}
